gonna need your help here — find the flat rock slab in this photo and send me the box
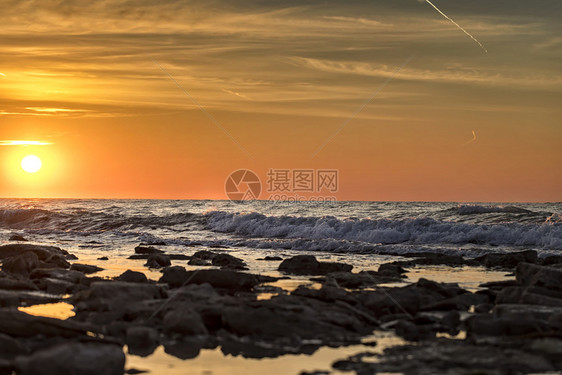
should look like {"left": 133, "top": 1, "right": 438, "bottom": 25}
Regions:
{"left": 15, "top": 342, "right": 125, "bottom": 375}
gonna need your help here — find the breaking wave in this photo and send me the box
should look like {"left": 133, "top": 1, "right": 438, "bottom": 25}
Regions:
{"left": 205, "top": 211, "right": 562, "bottom": 250}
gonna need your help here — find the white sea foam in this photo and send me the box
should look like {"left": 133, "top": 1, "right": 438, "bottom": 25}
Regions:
{"left": 205, "top": 211, "right": 562, "bottom": 250}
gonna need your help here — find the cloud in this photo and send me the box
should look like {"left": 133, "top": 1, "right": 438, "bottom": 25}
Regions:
{"left": 0, "top": 140, "right": 53, "bottom": 146}
{"left": 292, "top": 57, "right": 562, "bottom": 89}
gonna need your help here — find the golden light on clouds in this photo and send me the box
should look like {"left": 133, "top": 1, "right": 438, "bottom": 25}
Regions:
{"left": 0, "top": 0, "right": 560, "bottom": 201}
{"left": 0, "top": 140, "right": 53, "bottom": 146}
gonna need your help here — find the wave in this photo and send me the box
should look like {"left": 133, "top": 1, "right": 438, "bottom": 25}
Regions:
{"left": 205, "top": 211, "right": 562, "bottom": 250}
{"left": 0, "top": 208, "right": 203, "bottom": 232}
{"left": 455, "top": 204, "right": 535, "bottom": 215}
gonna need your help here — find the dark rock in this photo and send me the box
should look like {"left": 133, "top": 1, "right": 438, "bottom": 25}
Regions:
{"left": 70, "top": 263, "right": 104, "bottom": 274}
{"left": 476, "top": 250, "right": 538, "bottom": 268}
{"left": 72, "top": 281, "right": 166, "bottom": 312}
{"left": 0, "top": 310, "right": 94, "bottom": 338}
{"left": 187, "top": 258, "right": 212, "bottom": 266}
{"left": 0, "top": 333, "right": 28, "bottom": 360}
{"left": 393, "top": 319, "right": 435, "bottom": 341}
{"left": 466, "top": 314, "right": 550, "bottom": 338}
{"left": 35, "top": 277, "right": 76, "bottom": 294}
{"left": 145, "top": 254, "right": 171, "bottom": 268}
{"left": 116, "top": 270, "right": 148, "bottom": 283}
{"left": 278, "top": 255, "right": 352, "bottom": 276}
{"left": 0, "top": 277, "right": 38, "bottom": 291}
{"left": 353, "top": 339, "right": 555, "bottom": 374}
{"left": 159, "top": 267, "right": 271, "bottom": 292}
{"left": 30, "top": 268, "right": 86, "bottom": 284}
{"left": 0, "top": 244, "right": 69, "bottom": 261}
{"left": 221, "top": 295, "right": 372, "bottom": 341}
{"left": 44, "top": 254, "right": 70, "bottom": 269}
{"left": 211, "top": 253, "right": 247, "bottom": 270}
{"left": 542, "top": 255, "right": 562, "bottom": 266}
{"left": 163, "top": 309, "right": 208, "bottom": 336}
{"left": 377, "top": 263, "right": 407, "bottom": 276}
{"left": 126, "top": 369, "right": 149, "bottom": 374}
{"left": 98, "top": 257, "right": 109, "bottom": 261}
{"left": 393, "top": 252, "right": 467, "bottom": 267}
{"left": 420, "top": 292, "right": 489, "bottom": 311}
{"left": 126, "top": 326, "right": 159, "bottom": 357}
{"left": 2, "top": 252, "right": 40, "bottom": 277}
{"left": 262, "top": 256, "right": 283, "bottom": 261}
{"left": 159, "top": 266, "right": 190, "bottom": 288}
{"left": 15, "top": 342, "right": 125, "bottom": 375}
{"left": 190, "top": 250, "right": 216, "bottom": 261}
{"left": 129, "top": 254, "right": 190, "bottom": 260}
{"left": 135, "top": 245, "right": 164, "bottom": 255}
{"left": 9, "top": 234, "right": 28, "bottom": 242}
{"left": 517, "top": 262, "right": 562, "bottom": 290}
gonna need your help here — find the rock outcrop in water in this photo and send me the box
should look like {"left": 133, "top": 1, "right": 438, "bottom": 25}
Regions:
{"left": 2, "top": 243, "right": 562, "bottom": 374}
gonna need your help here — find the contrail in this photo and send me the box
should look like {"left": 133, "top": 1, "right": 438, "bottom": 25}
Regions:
{"left": 463, "top": 130, "right": 477, "bottom": 145}
{"left": 424, "top": 0, "right": 488, "bottom": 54}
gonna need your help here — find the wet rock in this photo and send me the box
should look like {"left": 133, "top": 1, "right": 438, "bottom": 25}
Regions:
{"left": 517, "top": 262, "right": 562, "bottom": 290}
{"left": 292, "top": 285, "right": 356, "bottom": 305}
{"left": 393, "top": 319, "right": 435, "bottom": 341}
{"left": 420, "top": 292, "right": 489, "bottom": 311}
{"left": 0, "top": 333, "right": 28, "bottom": 360}
{"left": 163, "top": 309, "right": 208, "bottom": 336}
{"left": 35, "top": 277, "right": 76, "bottom": 294}
{"left": 360, "top": 279, "right": 466, "bottom": 318}
{"left": 30, "top": 268, "right": 86, "bottom": 285}
{"left": 72, "top": 281, "right": 166, "bottom": 312}
{"left": 0, "top": 244, "right": 69, "bottom": 262}
{"left": 159, "top": 266, "right": 190, "bottom": 288}
{"left": 1, "top": 252, "right": 40, "bottom": 277}
{"left": 0, "top": 277, "right": 38, "bottom": 291}
{"left": 134, "top": 245, "right": 164, "bottom": 255}
{"left": 494, "top": 304, "right": 562, "bottom": 321}
{"left": 70, "top": 263, "right": 104, "bottom": 274}
{"left": 466, "top": 314, "right": 550, "bottom": 338}
{"left": 188, "top": 251, "right": 247, "bottom": 270}
{"left": 144, "top": 254, "right": 171, "bottom": 268}
{"left": 15, "top": 342, "right": 125, "bottom": 375}
{"left": 347, "top": 340, "right": 555, "bottom": 374}
{"left": 221, "top": 294, "right": 372, "bottom": 342}
{"left": 9, "top": 234, "right": 28, "bottom": 242}
{"left": 44, "top": 254, "right": 71, "bottom": 269}
{"left": 542, "top": 255, "right": 562, "bottom": 266}
{"left": 187, "top": 258, "right": 211, "bottom": 266}
{"left": 393, "top": 252, "right": 467, "bottom": 267}
{"left": 116, "top": 270, "right": 148, "bottom": 283}
{"left": 278, "top": 255, "right": 352, "bottom": 276}
{"left": 159, "top": 267, "right": 272, "bottom": 292}
{"left": 476, "top": 250, "right": 538, "bottom": 269}
{"left": 377, "top": 263, "right": 407, "bottom": 277}
{"left": 0, "top": 310, "right": 94, "bottom": 338}
{"left": 211, "top": 253, "right": 247, "bottom": 270}
{"left": 126, "top": 326, "right": 159, "bottom": 357}
{"left": 262, "top": 256, "right": 283, "bottom": 261}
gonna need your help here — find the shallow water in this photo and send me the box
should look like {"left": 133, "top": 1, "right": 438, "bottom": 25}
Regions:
{"left": 126, "top": 332, "right": 406, "bottom": 375}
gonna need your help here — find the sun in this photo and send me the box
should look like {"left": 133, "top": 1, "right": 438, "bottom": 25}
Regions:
{"left": 21, "top": 155, "right": 42, "bottom": 173}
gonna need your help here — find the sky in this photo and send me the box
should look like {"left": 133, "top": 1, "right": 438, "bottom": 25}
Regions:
{"left": 0, "top": 0, "right": 561, "bottom": 201}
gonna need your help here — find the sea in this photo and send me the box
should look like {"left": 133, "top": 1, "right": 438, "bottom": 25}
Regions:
{"left": 1, "top": 199, "right": 561, "bottom": 259}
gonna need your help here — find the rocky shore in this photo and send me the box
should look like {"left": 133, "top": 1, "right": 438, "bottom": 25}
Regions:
{"left": 1, "top": 242, "right": 562, "bottom": 374}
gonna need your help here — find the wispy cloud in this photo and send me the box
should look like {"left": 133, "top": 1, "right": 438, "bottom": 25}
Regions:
{"left": 0, "top": 140, "right": 53, "bottom": 146}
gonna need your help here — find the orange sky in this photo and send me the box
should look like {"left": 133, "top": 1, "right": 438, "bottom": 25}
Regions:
{"left": 1, "top": 0, "right": 561, "bottom": 201}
